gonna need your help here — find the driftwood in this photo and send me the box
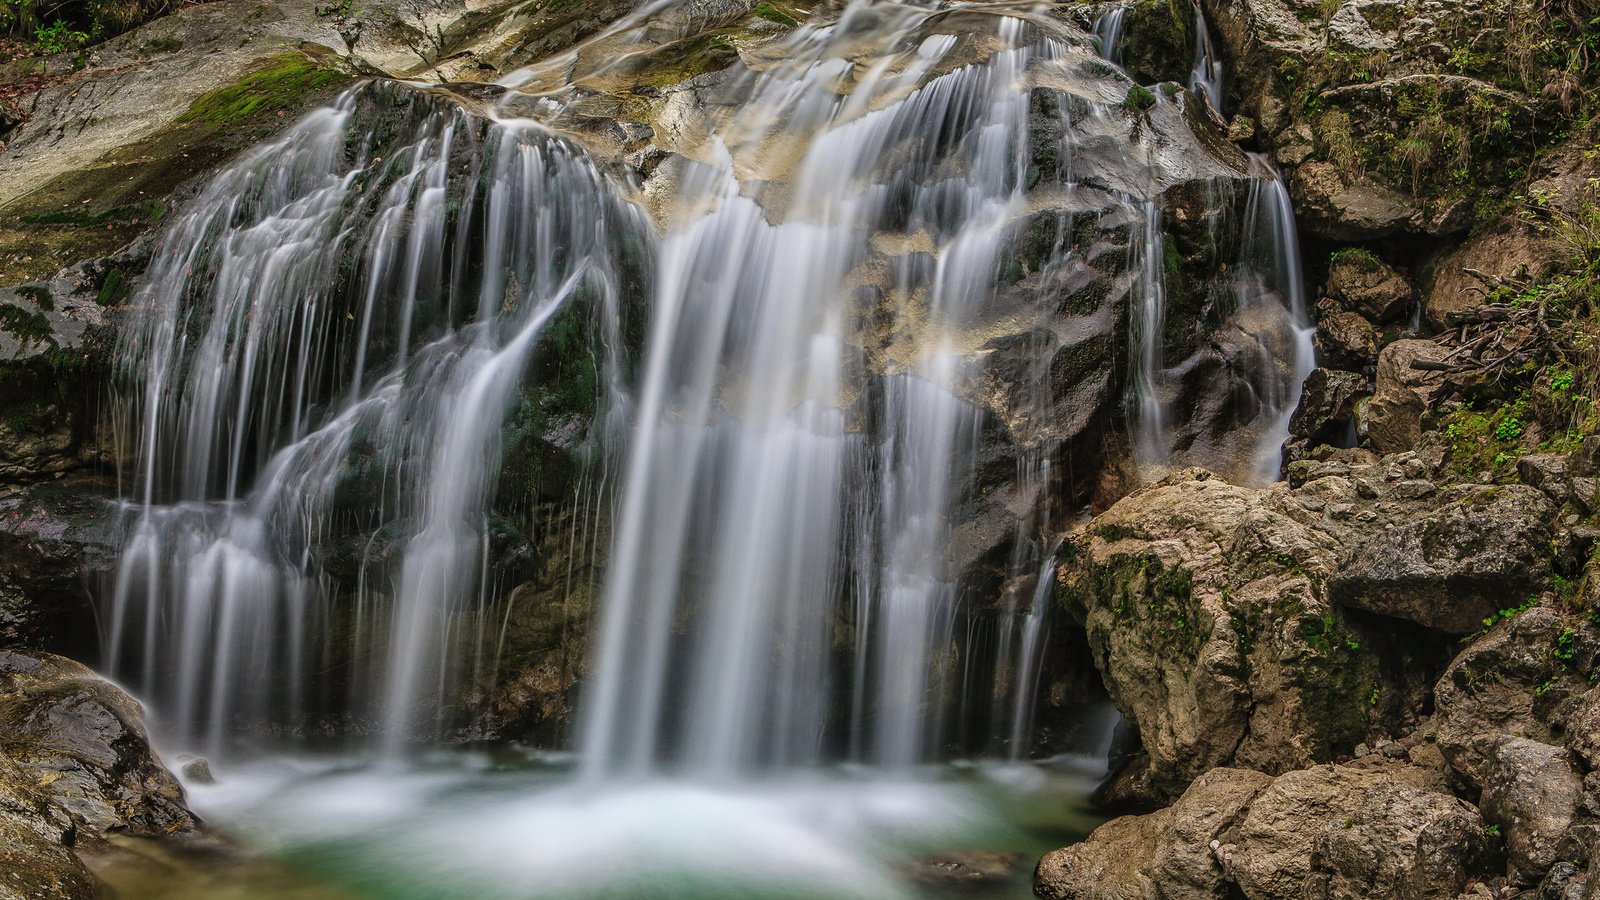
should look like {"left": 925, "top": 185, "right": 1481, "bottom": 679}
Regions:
{"left": 1406, "top": 268, "right": 1558, "bottom": 398}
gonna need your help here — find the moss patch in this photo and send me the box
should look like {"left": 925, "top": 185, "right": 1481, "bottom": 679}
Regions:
{"left": 177, "top": 54, "right": 345, "bottom": 125}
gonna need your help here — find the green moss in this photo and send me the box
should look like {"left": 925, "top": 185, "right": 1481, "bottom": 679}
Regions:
{"left": 19, "top": 200, "right": 165, "bottom": 227}
{"left": 177, "top": 54, "right": 344, "bottom": 126}
{"left": 1123, "top": 84, "right": 1157, "bottom": 111}
{"left": 751, "top": 2, "right": 798, "bottom": 27}
{"left": 0, "top": 302, "right": 55, "bottom": 348}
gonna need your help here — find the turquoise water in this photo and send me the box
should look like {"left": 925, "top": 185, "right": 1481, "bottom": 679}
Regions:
{"left": 107, "top": 750, "right": 1104, "bottom": 899}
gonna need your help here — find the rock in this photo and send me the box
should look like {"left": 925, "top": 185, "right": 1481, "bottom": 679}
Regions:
{"left": 0, "top": 754, "right": 96, "bottom": 900}
{"left": 0, "top": 650, "right": 195, "bottom": 838}
{"left": 1434, "top": 608, "right": 1569, "bottom": 786}
{"left": 1425, "top": 225, "right": 1558, "bottom": 331}
{"left": 1479, "top": 737, "right": 1584, "bottom": 881}
{"left": 1037, "top": 761, "right": 1493, "bottom": 900}
{"left": 1363, "top": 339, "right": 1451, "bottom": 455}
{"left": 1326, "top": 484, "right": 1555, "bottom": 634}
{"left": 1035, "top": 767, "right": 1273, "bottom": 900}
{"left": 1290, "top": 368, "right": 1372, "bottom": 444}
{"left": 1059, "top": 471, "right": 1413, "bottom": 801}
{"left": 911, "top": 849, "right": 1025, "bottom": 886}
{"left": 1291, "top": 160, "right": 1420, "bottom": 241}
{"left": 0, "top": 478, "right": 119, "bottom": 656}
{"left": 1315, "top": 299, "right": 1382, "bottom": 372}
{"left": 1326, "top": 251, "right": 1416, "bottom": 324}
{"left": 1310, "top": 780, "right": 1497, "bottom": 899}
{"left": 180, "top": 758, "right": 215, "bottom": 786}
{"left": 1519, "top": 454, "right": 1572, "bottom": 504}
{"left": 1232, "top": 763, "right": 1479, "bottom": 899}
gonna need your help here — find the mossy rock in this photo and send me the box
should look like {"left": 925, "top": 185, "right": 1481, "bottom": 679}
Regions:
{"left": 0, "top": 50, "right": 352, "bottom": 287}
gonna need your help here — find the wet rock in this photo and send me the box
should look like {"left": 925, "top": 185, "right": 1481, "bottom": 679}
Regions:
{"left": 912, "top": 849, "right": 1025, "bottom": 886}
{"left": 1362, "top": 339, "right": 1450, "bottom": 455}
{"left": 0, "top": 650, "right": 195, "bottom": 838}
{"left": 0, "top": 477, "right": 119, "bottom": 656}
{"left": 1479, "top": 737, "right": 1584, "bottom": 882}
{"left": 1326, "top": 251, "right": 1416, "bottom": 324}
{"left": 180, "top": 758, "right": 214, "bottom": 786}
{"left": 1326, "top": 484, "right": 1555, "bottom": 634}
{"left": 1314, "top": 299, "right": 1382, "bottom": 372}
{"left": 0, "top": 754, "right": 96, "bottom": 900}
{"left": 1290, "top": 368, "right": 1371, "bottom": 444}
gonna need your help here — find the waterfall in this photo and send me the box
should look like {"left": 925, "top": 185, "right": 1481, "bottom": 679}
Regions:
{"left": 1189, "top": 0, "right": 1224, "bottom": 114}
{"left": 1093, "top": 5, "right": 1128, "bottom": 64}
{"left": 1128, "top": 201, "right": 1171, "bottom": 474}
{"left": 579, "top": 10, "right": 1053, "bottom": 777}
{"left": 106, "top": 85, "right": 647, "bottom": 750}
{"left": 1238, "top": 154, "right": 1316, "bottom": 483}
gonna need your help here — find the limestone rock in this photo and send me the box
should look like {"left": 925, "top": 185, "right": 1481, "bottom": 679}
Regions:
{"left": 1314, "top": 299, "right": 1382, "bottom": 372}
{"left": 1479, "top": 737, "right": 1584, "bottom": 881}
{"left": 1424, "top": 225, "right": 1557, "bottom": 331}
{"left": 1036, "top": 761, "right": 1493, "bottom": 900}
{"left": 1060, "top": 471, "right": 1379, "bottom": 801}
{"left": 1326, "top": 251, "right": 1416, "bottom": 324}
{"left": 1036, "top": 767, "right": 1273, "bottom": 900}
{"left": 1326, "top": 484, "right": 1555, "bottom": 634}
{"left": 1434, "top": 608, "right": 1571, "bottom": 786}
{"left": 1363, "top": 339, "right": 1450, "bottom": 455}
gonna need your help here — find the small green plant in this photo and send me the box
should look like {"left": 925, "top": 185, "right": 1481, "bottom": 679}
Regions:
{"left": 1367, "top": 685, "right": 1381, "bottom": 707}
{"left": 1485, "top": 823, "right": 1501, "bottom": 836}
{"left": 1123, "top": 85, "right": 1157, "bottom": 111}
{"left": 1551, "top": 371, "right": 1576, "bottom": 392}
{"left": 1494, "top": 414, "right": 1525, "bottom": 442}
{"left": 1482, "top": 596, "right": 1538, "bottom": 631}
{"left": 1554, "top": 627, "right": 1576, "bottom": 666}
{"left": 33, "top": 18, "right": 88, "bottom": 53}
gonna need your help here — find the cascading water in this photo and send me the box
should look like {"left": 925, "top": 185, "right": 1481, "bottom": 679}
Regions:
{"left": 96, "top": 0, "right": 1322, "bottom": 895}
{"left": 1093, "top": 5, "right": 1128, "bottom": 63}
{"left": 107, "top": 84, "right": 646, "bottom": 751}
{"left": 1189, "top": 0, "right": 1224, "bottom": 114}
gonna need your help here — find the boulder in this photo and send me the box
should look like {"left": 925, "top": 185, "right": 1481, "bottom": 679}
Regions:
{"left": 1425, "top": 225, "right": 1557, "bottom": 331}
{"left": 1036, "top": 761, "right": 1495, "bottom": 900}
{"left": 0, "top": 754, "right": 96, "bottom": 900}
{"left": 1060, "top": 471, "right": 1389, "bottom": 801}
{"left": 0, "top": 478, "right": 119, "bottom": 656}
{"left": 0, "top": 650, "right": 195, "bottom": 837}
{"left": 1479, "top": 737, "right": 1584, "bottom": 882}
{"left": 1314, "top": 299, "right": 1382, "bottom": 372}
{"left": 1289, "top": 368, "right": 1371, "bottom": 444}
{"left": 1035, "top": 767, "right": 1274, "bottom": 900}
{"left": 1325, "top": 484, "right": 1555, "bottom": 635}
{"left": 1362, "top": 339, "right": 1450, "bottom": 455}
{"left": 1326, "top": 251, "right": 1416, "bottom": 324}
{"left": 1232, "top": 763, "right": 1487, "bottom": 899}
{"left": 1433, "top": 607, "right": 1596, "bottom": 787}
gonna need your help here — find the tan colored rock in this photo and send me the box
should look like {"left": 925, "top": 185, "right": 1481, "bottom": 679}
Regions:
{"left": 1036, "top": 761, "right": 1492, "bottom": 900}
{"left": 1425, "top": 225, "right": 1557, "bottom": 331}
{"left": 1362, "top": 339, "right": 1450, "bottom": 455}
{"left": 1058, "top": 471, "right": 1357, "bottom": 800}
{"left": 1481, "top": 737, "right": 1584, "bottom": 881}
